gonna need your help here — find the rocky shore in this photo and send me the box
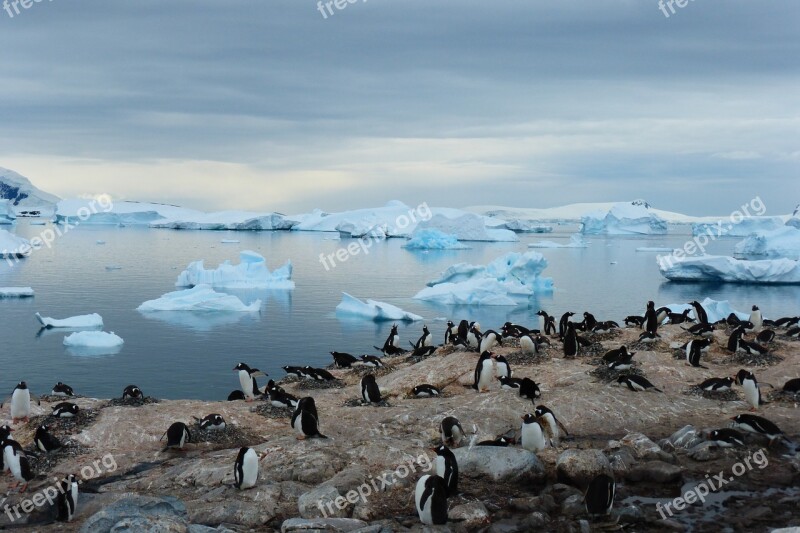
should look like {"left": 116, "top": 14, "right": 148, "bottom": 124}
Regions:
{"left": 2, "top": 322, "right": 799, "bottom": 532}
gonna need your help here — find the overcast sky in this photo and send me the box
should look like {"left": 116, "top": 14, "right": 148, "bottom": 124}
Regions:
{"left": 0, "top": 0, "right": 798, "bottom": 215}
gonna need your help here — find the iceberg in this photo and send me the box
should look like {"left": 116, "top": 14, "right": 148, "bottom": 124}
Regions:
{"left": 502, "top": 220, "right": 553, "bottom": 233}
{"left": 0, "top": 167, "right": 60, "bottom": 213}
{"left": 137, "top": 285, "right": 261, "bottom": 312}
{"left": 414, "top": 214, "right": 518, "bottom": 242}
{"left": 36, "top": 312, "right": 104, "bottom": 328}
{"left": 335, "top": 220, "right": 387, "bottom": 239}
{"left": 528, "top": 234, "right": 587, "bottom": 249}
{"left": 415, "top": 251, "right": 553, "bottom": 306}
{"left": 63, "top": 331, "right": 124, "bottom": 354}
{"left": 660, "top": 298, "right": 748, "bottom": 323}
{"left": 734, "top": 226, "right": 800, "bottom": 260}
{"left": 0, "top": 200, "right": 15, "bottom": 224}
{"left": 335, "top": 292, "right": 422, "bottom": 321}
{"left": 636, "top": 246, "right": 676, "bottom": 252}
{"left": 692, "top": 216, "right": 784, "bottom": 237}
{"left": 0, "top": 287, "right": 34, "bottom": 298}
{"left": 658, "top": 255, "right": 800, "bottom": 284}
{"left": 403, "top": 229, "right": 470, "bottom": 250}
{"left": 580, "top": 200, "right": 667, "bottom": 235}
{"left": 787, "top": 206, "right": 800, "bottom": 229}
{"left": 0, "top": 229, "right": 30, "bottom": 257}
{"left": 175, "top": 250, "right": 294, "bottom": 289}
{"left": 151, "top": 211, "right": 296, "bottom": 231}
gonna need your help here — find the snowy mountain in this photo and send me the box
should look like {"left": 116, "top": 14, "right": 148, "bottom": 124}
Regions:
{"left": 0, "top": 167, "right": 60, "bottom": 213}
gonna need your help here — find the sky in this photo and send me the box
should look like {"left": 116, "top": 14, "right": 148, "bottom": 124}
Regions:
{"left": 0, "top": 0, "right": 798, "bottom": 215}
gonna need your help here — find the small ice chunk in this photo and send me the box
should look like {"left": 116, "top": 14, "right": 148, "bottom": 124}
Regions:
{"left": 335, "top": 292, "right": 422, "bottom": 321}
{"left": 63, "top": 331, "right": 124, "bottom": 348}
{"left": 36, "top": 312, "right": 104, "bottom": 328}
{"left": 0, "top": 287, "right": 34, "bottom": 298}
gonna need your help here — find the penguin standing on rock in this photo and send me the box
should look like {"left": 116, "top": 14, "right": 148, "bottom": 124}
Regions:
{"left": 234, "top": 446, "right": 261, "bottom": 490}
{"left": 689, "top": 300, "right": 709, "bottom": 324}
{"left": 685, "top": 341, "right": 709, "bottom": 369}
{"left": 161, "top": 422, "right": 191, "bottom": 451}
{"left": 735, "top": 369, "right": 763, "bottom": 411}
{"left": 585, "top": 474, "right": 615, "bottom": 517}
{"left": 444, "top": 320, "right": 456, "bottom": 344}
{"left": 122, "top": 385, "right": 143, "bottom": 400}
{"left": 520, "top": 413, "right": 547, "bottom": 452}
{"left": 415, "top": 474, "right": 448, "bottom": 525}
{"left": 494, "top": 355, "right": 511, "bottom": 378}
{"left": 479, "top": 330, "right": 502, "bottom": 353}
{"left": 2, "top": 436, "right": 34, "bottom": 492}
{"left": 361, "top": 374, "right": 382, "bottom": 404}
{"left": 56, "top": 474, "right": 79, "bottom": 522}
{"left": 563, "top": 323, "right": 578, "bottom": 357}
{"left": 440, "top": 416, "right": 464, "bottom": 447}
{"left": 233, "top": 363, "right": 266, "bottom": 401}
{"left": 643, "top": 301, "right": 658, "bottom": 334}
{"left": 291, "top": 397, "right": 327, "bottom": 439}
{"left": 559, "top": 312, "right": 575, "bottom": 340}
{"left": 433, "top": 444, "right": 458, "bottom": 496}
{"left": 2, "top": 382, "right": 40, "bottom": 424}
{"left": 534, "top": 405, "right": 569, "bottom": 446}
{"left": 749, "top": 305, "right": 763, "bottom": 332}
{"left": 472, "top": 351, "right": 496, "bottom": 392}
{"left": 414, "top": 326, "right": 433, "bottom": 349}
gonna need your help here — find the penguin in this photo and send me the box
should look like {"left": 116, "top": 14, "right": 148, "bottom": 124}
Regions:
{"left": 545, "top": 315, "right": 557, "bottom": 335}
{"left": 52, "top": 382, "right": 75, "bottom": 397}
{"left": 161, "top": 422, "right": 191, "bottom": 450}
{"left": 698, "top": 377, "right": 734, "bottom": 392}
{"left": 466, "top": 322, "right": 482, "bottom": 348}
{"left": 476, "top": 436, "right": 510, "bottom": 446}
{"left": 415, "top": 474, "right": 448, "bottom": 525}
{"left": 534, "top": 405, "right": 569, "bottom": 446}
{"left": 34, "top": 424, "right": 62, "bottom": 452}
{"left": 738, "top": 338, "right": 768, "bottom": 356}
{"left": 234, "top": 446, "right": 260, "bottom": 490}
{"left": 727, "top": 326, "right": 746, "bottom": 352}
{"left": 602, "top": 345, "right": 631, "bottom": 364}
{"left": 735, "top": 369, "right": 762, "bottom": 410}
{"left": 1, "top": 435, "right": 23, "bottom": 475}
{"left": 330, "top": 351, "right": 359, "bottom": 368}
{"left": 2, "top": 437, "right": 34, "bottom": 492}
{"left": 520, "top": 333, "right": 539, "bottom": 354}
{"left": 563, "top": 322, "right": 578, "bottom": 357}
{"left": 122, "top": 385, "right": 144, "bottom": 400}
{"left": 361, "top": 374, "right": 382, "bottom": 404}
{"left": 0, "top": 424, "right": 11, "bottom": 441}
{"left": 624, "top": 315, "right": 645, "bottom": 327}
{"left": 783, "top": 378, "right": 800, "bottom": 393}
{"left": 479, "top": 330, "right": 502, "bottom": 353}
{"left": 360, "top": 355, "right": 385, "bottom": 368}
{"left": 433, "top": 444, "right": 458, "bottom": 496}
{"left": 617, "top": 375, "right": 662, "bottom": 392}
{"left": 707, "top": 428, "right": 746, "bottom": 448}
{"left": 585, "top": 474, "right": 615, "bottom": 517}
{"left": 472, "top": 351, "right": 496, "bottom": 392}
{"left": 592, "top": 321, "right": 620, "bottom": 334}
{"left": 756, "top": 329, "right": 775, "bottom": 344}
{"left": 518, "top": 377, "right": 541, "bottom": 400}
{"left": 303, "top": 367, "right": 337, "bottom": 381}
{"left": 582, "top": 312, "right": 598, "bottom": 331}
{"left": 197, "top": 414, "right": 226, "bottom": 431}
{"left": 608, "top": 353, "right": 634, "bottom": 372}
{"left": 456, "top": 319, "right": 470, "bottom": 345}
{"left": 685, "top": 341, "right": 709, "bottom": 369}
{"left": 684, "top": 322, "right": 715, "bottom": 337}
{"left": 233, "top": 362, "right": 266, "bottom": 401}
{"left": 414, "top": 325, "right": 433, "bottom": 349}
{"left": 730, "top": 414, "right": 787, "bottom": 446}
{"left": 502, "top": 321, "right": 531, "bottom": 338}
{"left": 725, "top": 313, "right": 743, "bottom": 326}
{"left": 52, "top": 402, "right": 79, "bottom": 418}
{"left": 382, "top": 324, "right": 400, "bottom": 351}
{"left": 655, "top": 306, "right": 671, "bottom": 326}
{"left": 520, "top": 413, "right": 547, "bottom": 452}
{"left": 749, "top": 305, "right": 763, "bottom": 332}
{"left": 786, "top": 326, "right": 800, "bottom": 338}
{"left": 291, "top": 397, "right": 327, "bottom": 439}
{"left": 3, "top": 381, "right": 39, "bottom": 423}
{"left": 774, "top": 316, "right": 800, "bottom": 328}
{"left": 444, "top": 320, "right": 456, "bottom": 344}
{"left": 282, "top": 366, "right": 305, "bottom": 378}
{"left": 412, "top": 384, "right": 441, "bottom": 397}
{"left": 689, "top": 300, "right": 709, "bottom": 324}
{"left": 643, "top": 301, "right": 658, "bottom": 334}
{"left": 667, "top": 309, "right": 692, "bottom": 324}
{"left": 536, "top": 310, "right": 550, "bottom": 334}
{"left": 559, "top": 312, "right": 575, "bottom": 339}
{"left": 227, "top": 390, "right": 246, "bottom": 401}
{"left": 373, "top": 344, "right": 407, "bottom": 356}
{"left": 494, "top": 355, "right": 511, "bottom": 378}
{"left": 56, "top": 474, "right": 79, "bottom": 522}
{"left": 637, "top": 331, "right": 660, "bottom": 343}
{"left": 440, "top": 416, "right": 464, "bottom": 447}
{"left": 268, "top": 386, "right": 299, "bottom": 409}
{"left": 498, "top": 376, "right": 524, "bottom": 389}
{"left": 409, "top": 344, "right": 437, "bottom": 357}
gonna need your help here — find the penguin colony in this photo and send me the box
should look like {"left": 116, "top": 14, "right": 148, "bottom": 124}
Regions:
{"left": 1, "top": 301, "right": 798, "bottom": 526}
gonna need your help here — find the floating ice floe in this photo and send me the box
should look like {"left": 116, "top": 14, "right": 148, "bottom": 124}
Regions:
{"left": 0, "top": 287, "right": 34, "bottom": 298}
{"left": 734, "top": 226, "right": 800, "bottom": 260}
{"left": 220, "top": 239, "right": 240, "bottom": 244}
{"left": 403, "top": 229, "right": 470, "bottom": 250}
{"left": 0, "top": 229, "right": 30, "bottom": 257}
{"left": 658, "top": 255, "right": 800, "bottom": 284}
{"left": 335, "top": 292, "right": 422, "bottom": 321}
{"left": 528, "top": 234, "right": 587, "bottom": 249}
{"left": 63, "top": 331, "right": 124, "bottom": 354}
{"left": 36, "top": 312, "right": 104, "bottom": 328}
{"left": 580, "top": 200, "right": 667, "bottom": 235}
{"left": 414, "top": 214, "right": 518, "bottom": 242}
{"left": 635, "top": 246, "right": 676, "bottom": 252}
{"left": 691, "top": 216, "right": 784, "bottom": 237}
{"left": 660, "top": 298, "right": 748, "bottom": 323}
{"left": 0, "top": 200, "right": 16, "bottom": 224}
{"left": 137, "top": 285, "right": 261, "bottom": 312}
{"left": 414, "top": 251, "right": 553, "bottom": 306}
{"left": 175, "top": 250, "right": 294, "bottom": 289}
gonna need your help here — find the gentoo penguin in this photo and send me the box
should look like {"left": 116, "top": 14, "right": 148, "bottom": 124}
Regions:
{"left": 774, "top": 316, "right": 800, "bottom": 327}
{"left": 415, "top": 325, "right": 433, "bottom": 349}
{"left": 494, "top": 355, "right": 511, "bottom": 378}
{"left": 412, "top": 384, "right": 441, "bottom": 397}
{"left": 592, "top": 321, "right": 620, "bottom": 334}
{"left": 303, "top": 367, "right": 337, "bottom": 381}
{"left": 1, "top": 434, "right": 22, "bottom": 474}
{"left": 197, "top": 414, "right": 226, "bottom": 431}
{"left": 3, "top": 381, "right": 39, "bottom": 423}
{"left": 360, "top": 355, "right": 385, "bottom": 368}
{"left": 472, "top": 351, "right": 496, "bottom": 392}
{"left": 498, "top": 376, "right": 524, "bottom": 389}
{"left": 466, "top": 322, "right": 482, "bottom": 348}
{"left": 2, "top": 437, "right": 34, "bottom": 492}
{"left": 637, "top": 331, "right": 660, "bottom": 343}
{"left": 56, "top": 474, "right": 79, "bottom": 522}
{"left": 643, "top": 301, "right": 658, "bottom": 334}
{"left": 361, "top": 374, "right": 382, "bottom": 404}
{"left": 233, "top": 362, "right": 266, "bottom": 401}
{"left": 727, "top": 326, "right": 746, "bottom": 353}
{"left": 563, "top": 322, "right": 578, "bottom": 357}
{"left": 415, "top": 474, "right": 448, "bottom": 525}
{"left": 624, "top": 315, "right": 645, "bottom": 327}
{"left": 456, "top": 319, "right": 470, "bottom": 345}
{"left": 749, "top": 305, "right": 763, "bottom": 332}
{"left": 382, "top": 324, "right": 400, "bottom": 351}
{"left": 476, "top": 436, "right": 510, "bottom": 446}
{"left": 667, "top": 309, "right": 692, "bottom": 325}
{"left": 227, "top": 390, "right": 246, "bottom": 401}
{"left": 291, "top": 397, "right": 327, "bottom": 439}
{"left": 440, "top": 416, "right": 464, "bottom": 447}
{"left": 707, "top": 428, "right": 746, "bottom": 448}
{"left": 685, "top": 341, "right": 709, "bottom": 369}
{"left": 52, "top": 402, "right": 79, "bottom": 418}
{"left": 684, "top": 322, "right": 715, "bottom": 337}
{"left": 534, "top": 405, "right": 569, "bottom": 446}
{"left": 617, "top": 375, "right": 662, "bottom": 392}
{"left": 234, "top": 446, "right": 260, "bottom": 490}
{"left": 582, "top": 312, "right": 598, "bottom": 331}
{"left": 559, "top": 312, "right": 575, "bottom": 339}
{"left": 756, "top": 329, "right": 775, "bottom": 344}
{"left": 520, "top": 413, "right": 547, "bottom": 452}
{"left": 730, "top": 414, "right": 787, "bottom": 446}
{"left": 786, "top": 326, "right": 800, "bottom": 338}
{"left": 608, "top": 352, "right": 634, "bottom": 372}
{"left": 161, "top": 422, "right": 191, "bottom": 451}
{"left": 738, "top": 338, "right": 768, "bottom": 356}
{"left": 585, "top": 474, "right": 615, "bottom": 516}
{"left": 330, "top": 351, "right": 359, "bottom": 368}
{"left": 518, "top": 377, "right": 541, "bottom": 400}
{"left": 34, "top": 424, "right": 62, "bottom": 452}
{"left": 698, "top": 377, "right": 734, "bottom": 392}
{"left": 52, "top": 382, "right": 75, "bottom": 397}
{"left": 122, "top": 385, "right": 143, "bottom": 400}
{"left": 689, "top": 300, "right": 709, "bottom": 324}
{"left": 444, "top": 320, "right": 456, "bottom": 344}
{"left": 655, "top": 306, "right": 671, "bottom": 326}
{"left": 735, "top": 369, "right": 762, "bottom": 410}
{"left": 536, "top": 310, "right": 550, "bottom": 334}
{"left": 502, "top": 321, "right": 531, "bottom": 338}
{"left": 602, "top": 345, "right": 631, "bottom": 364}
{"left": 479, "top": 330, "right": 502, "bottom": 353}
{"left": 783, "top": 378, "right": 800, "bottom": 393}
{"left": 520, "top": 333, "right": 539, "bottom": 354}
{"left": 282, "top": 366, "right": 305, "bottom": 378}
{"left": 268, "top": 386, "right": 299, "bottom": 409}
{"left": 433, "top": 444, "right": 458, "bottom": 496}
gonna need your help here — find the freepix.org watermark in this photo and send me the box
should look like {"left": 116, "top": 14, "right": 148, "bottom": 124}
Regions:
{"left": 318, "top": 452, "right": 433, "bottom": 518}
{"left": 318, "top": 202, "right": 432, "bottom": 271}
{"left": 656, "top": 448, "right": 767, "bottom": 519}
{"left": 657, "top": 0, "right": 697, "bottom": 19}
{"left": 316, "top": 0, "right": 367, "bottom": 20}
{"left": 3, "top": 0, "right": 54, "bottom": 19}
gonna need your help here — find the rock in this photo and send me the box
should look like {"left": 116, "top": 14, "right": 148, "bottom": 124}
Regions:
{"left": 298, "top": 484, "right": 348, "bottom": 519}
{"left": 661, "top": 425, "right": 703, "bottom": 451}
{"left": 615, "top": 504, "right": 645, "bottom": 524}
{"left": 627, "top": 461, "right": 682, "bottom": 483}
{"left": 620, "top": 433, "right": 673, "bottom": 462}
{"left": 688, "top": 441, "right": 719, "bottom": 462}
{"left": 607, "top": 447, "right": 637, "bottom": 477}
{"left": 281, "top": 517, "right": 369, "bottom": 532}
{"left": 508, "top": 495, "right": 556, "bottom": 513}
{"left": 79, "top": 495, "right": 189, "bottom": 533}
{"left": 543, "top": 483, "right": 583, "bottom": 504}
{"left": 561, "top": 494, "right": 586, "bottom": 518}
{"left": 556, "top": 449, "right": 613, "bottom": 488}
{"left": 449, "top": 502, "right": 490, "bottom": 528}
{"left": 452, "top": 446, "right": 545, "bottom": 482}
{"left": 188, "top": 527, "right": 236, "bottom": 533}
{"left": 520, "top": 512, "right": 550, "bottom": 529}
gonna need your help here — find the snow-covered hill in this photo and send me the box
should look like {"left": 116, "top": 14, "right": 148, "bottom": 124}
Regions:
{"left": 0, "top": 167, "right": 60, "bottom": 213}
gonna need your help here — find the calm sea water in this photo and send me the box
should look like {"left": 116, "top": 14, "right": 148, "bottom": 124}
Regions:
{"left": 1, "top": 222, "right": 798, "bottom": 400}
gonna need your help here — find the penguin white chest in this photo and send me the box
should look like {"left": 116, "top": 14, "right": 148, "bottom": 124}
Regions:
{"left": 240, "top": 450, "right": 259, "bottom": 488}
{"left": 435, "top": 456, "right": 446, "bottom": 478}
{"left": 10, "top": 389, "right": 30, "bottom": 418}
{"left": 238, "top": 370, "right": 254, "bottom": 397}
{"left": 478, "top": 360, "right": 495, "bottom": 390}
{"left": 521, "top": 422, "right": 546, "bottom": 452}
{"left": 520, "top": 336, "right": 536, "bottom": 354}
{"left": 743, "top": 380, "right": 759, "bottom": 408}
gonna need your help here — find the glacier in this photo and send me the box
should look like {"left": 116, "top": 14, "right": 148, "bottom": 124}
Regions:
{"left": 658, "top": 254, "right": 800, "bottom": 284}
{"left": 0, "top": 229, "right": 30, "bottom": 257}
{"left": 175, "top": 250, "right": 295, "bottom": 289}
{"left": 692, "top": 216, "right": 784, "bottom": 237}
{"left": 138, "top": 285, "right": 261, "bottom": 312}
{"left": 734, "top": 226, "right": 800, "bottom": 260}
{"left": 580, "top": 201, "right": 668, "bottom": 235}
{"left": 335, "top": 292, "right": 422, "bottom": 321}
{"left": 403, "top": 229, "right": 470, "bottom": 250}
